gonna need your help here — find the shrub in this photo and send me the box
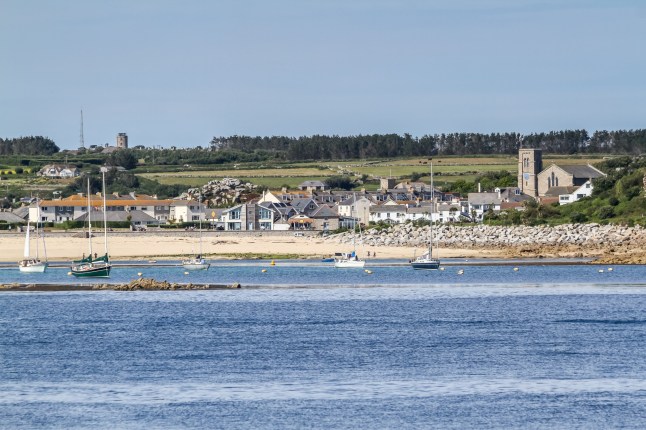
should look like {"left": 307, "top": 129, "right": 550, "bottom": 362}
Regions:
{"left": 570, "top": 212, "right": 588, "bottom": 223}
{"left": 596, "top": 206, "right": 615, "bottom": 220}
{"left": 608, "top": 197, "right": 619, "bottom": 206}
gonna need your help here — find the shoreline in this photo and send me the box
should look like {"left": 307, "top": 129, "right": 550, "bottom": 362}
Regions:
{"left": 2, "top": 227, "right": 645, "bottom": 265}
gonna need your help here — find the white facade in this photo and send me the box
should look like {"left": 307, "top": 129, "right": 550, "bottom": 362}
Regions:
{"left": 558, "top": 181, "right": 594, "bottom": 205}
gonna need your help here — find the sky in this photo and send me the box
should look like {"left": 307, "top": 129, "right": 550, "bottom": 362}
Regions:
{"left": 1, "top": 0, "right": 645, "bottom": 150}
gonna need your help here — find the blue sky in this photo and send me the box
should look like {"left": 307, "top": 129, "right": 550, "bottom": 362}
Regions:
{"left": 1, "top": 0, "right": 644, "bottom": 150}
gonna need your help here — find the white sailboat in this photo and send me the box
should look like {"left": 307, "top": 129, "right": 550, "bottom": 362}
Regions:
{"left": 411, "top": 161, "right": 441, "bottom": 270}
{"left": 182, "top": 195, "right": 210, "bottom": 270}
{"left": 335, "top": 194, "right": 365, "bottom": 268}
{"left": 18, "top": 204, "right": 48, "bottom": 273}
{"left": 70, "top": 170, "right": 112, "bottom": 277}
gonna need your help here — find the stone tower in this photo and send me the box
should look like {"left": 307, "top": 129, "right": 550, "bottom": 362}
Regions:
{"left": 116, "top": 133, "right": 128, "bottom": 149}
{"left": 518, "top": 148, "right": 542, "bottom": 197}
{"left": 380, "top": 177, "right": 395, "bottom": 191}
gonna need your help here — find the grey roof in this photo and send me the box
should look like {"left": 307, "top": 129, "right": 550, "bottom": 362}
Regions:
{"left": 299, "top": 180, "right": 327, "bottom": 188}
{"left": 310, "top": 205, "right": 339, "bottom": 218}
{"left": 12, "top": 206, "right": 30, "bottom": 219}
{"left": 0, "top": 211, "right": 26, "bottom": 223}
{"left": 467, "top": 193, "right": 502, "bottom": 205}
{"left": 74, "top": 210, "right": 158, "bottom": 223}
{"left": 369, "top": 205, "right": 408, "bottom": 213}
{"left": 544, "top": 186, "right": 578, "bottom": 197}
{"left": 558, "top": 165, "right": 605, "bottom": 179}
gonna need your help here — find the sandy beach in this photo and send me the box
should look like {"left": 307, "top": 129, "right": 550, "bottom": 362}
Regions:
{"left": 2, "top": 229, "right": 645, "bottom": 264}
{"left": 1, "top": 230, "right": 506, "bottom": 262}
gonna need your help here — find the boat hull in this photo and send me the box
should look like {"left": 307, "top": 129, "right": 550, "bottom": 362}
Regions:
{"left": 334, "top": 259, "right": 365, "bottom": 268}
{"left": 182, "top": 262, "right": 210, "bottom": 270}
{"left": 71, "top": 263, "right": 111, "bottom": 278}
{"left": 18, "top": 261, "right": 48, "bottom": 273}
{"left": 411, "top": 260, "right": 441, "bottom": 270}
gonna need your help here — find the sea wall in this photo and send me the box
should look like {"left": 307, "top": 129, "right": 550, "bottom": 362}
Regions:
{"left": 329, "top": 223, "right": 646, "bottom": 250}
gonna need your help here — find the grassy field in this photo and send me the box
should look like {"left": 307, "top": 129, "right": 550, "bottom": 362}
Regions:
{"left": 137, "top": 156, "right": 604, "bottom": 189}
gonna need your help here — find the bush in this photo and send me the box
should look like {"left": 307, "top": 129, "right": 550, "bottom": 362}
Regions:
{"left": 570, "top": 212, "right": 588, "bottom": 223}
{"left": 596, "top": 206, "right": 615, "bottom": 220}
{"left": 14, "top": 167, "right": 23, "bottom": 174}
{"left": 608, "top": 197, "right": 619, "bottom": 206}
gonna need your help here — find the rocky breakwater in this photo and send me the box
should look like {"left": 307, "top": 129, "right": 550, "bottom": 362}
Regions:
{"left": 94, "top": 278, "right": 242, "bottom": 291}
{"left": 329, "top": 224, "right": 646, "bottom": 263}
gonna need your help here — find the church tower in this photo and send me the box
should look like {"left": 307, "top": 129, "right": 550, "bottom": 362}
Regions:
{"left": 518, "top": 148, "right": 542, "bottom": 197}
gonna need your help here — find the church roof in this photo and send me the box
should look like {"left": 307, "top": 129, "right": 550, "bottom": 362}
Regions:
{"left": 557, "top": 164, "right": 605, "bottom": 179}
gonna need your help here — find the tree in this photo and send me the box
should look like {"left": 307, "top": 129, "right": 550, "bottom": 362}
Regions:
{"left": 324, "top": 176, "right": 355, "bottom": 190}
{"left": 106, "top": 149, "right": 137, "bottom": 170}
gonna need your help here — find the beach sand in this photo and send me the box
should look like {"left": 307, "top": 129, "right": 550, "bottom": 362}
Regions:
{"left": 2, "top": 230, "right": 644, "bottom": 264}
{"left": 0, "top": 230, "right": 502, "bottom": 262}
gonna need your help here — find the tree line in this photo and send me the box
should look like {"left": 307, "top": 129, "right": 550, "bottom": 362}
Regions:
{"left": 211, "top": 129, "right": 646, "bottom": 160}
{"left": 3, "top": 129, "right": 645, "bottom": 160}
{"left": 0, "top": 136, "right": 59, "bottom": 155}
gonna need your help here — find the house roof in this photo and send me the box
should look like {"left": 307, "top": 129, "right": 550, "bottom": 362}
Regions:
{"left": 558, "top": 164, "right": 605, "bottom": 179}
{"left": 309, "top": 205, "right": 339, "bottom": 218}
{"left": 74, "top": 210, "right": 158, "bottom": 223}
{"left": 544, "top": 186, "right": 578, "bottom": 197}
{"left": 468, "top": 193, "right": 502, "bottom": 205}
{"left": 369, "top": 204, "right": 407, "bottom": 213}
{"left": 38, "top": 195, "right": 173, "bottom": 208}
{"left": 299, "top": 180, "right": 327, "bottom": 188}
{"left": 0, "top": 211, "right": 26, "bottom": 223}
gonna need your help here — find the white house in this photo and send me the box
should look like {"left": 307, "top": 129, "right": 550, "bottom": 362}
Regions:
{"left": 369, "top": 204, "right": 407, "bottom": 224}
{"left": 170, "top": 200, "right": 205, "bottom": 223}
{"left": 558, "top": 180, "right": 594, "bottom": 205}
{"left": 38, "top": 164, "right": 80, "bottom": 178}
{"left": 467, "top": 192, "right": 502, "bottom": 222}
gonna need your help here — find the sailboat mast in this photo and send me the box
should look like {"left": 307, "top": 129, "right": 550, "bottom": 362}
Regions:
{"left": 87, "top": 178, "right": 93, "bottom": 257}
{"left": 24, "top": 219, "right": 31, "bottom": 258}
{"left": 101, "top": 168, "right": 108, "bottom": 255}
{"left": 198, "top": 194, "right": 203, "bottom": 255}
{"left": 40, "top": 199, "right": 48, "bottom": 262}
{"left": 429, "top": 161, "right": 434, "bottom": 258}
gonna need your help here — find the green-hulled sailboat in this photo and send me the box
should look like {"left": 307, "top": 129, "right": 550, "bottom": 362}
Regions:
{"left": 71, "top": 169, "right": 112, "bottom": 278}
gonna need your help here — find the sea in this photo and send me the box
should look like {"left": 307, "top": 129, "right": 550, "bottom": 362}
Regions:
{"left": 1, "top": 261, "right": 646, "bottom": 429}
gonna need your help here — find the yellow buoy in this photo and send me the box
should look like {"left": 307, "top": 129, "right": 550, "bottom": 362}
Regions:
{"left": 67, "top": 271, "right": 72, "bottom": 276}
{"left": 270, "top": 260, "right": 275, "bottom": 266}
{"left": 607, "top": 267, "right": 613, "bottom": 272}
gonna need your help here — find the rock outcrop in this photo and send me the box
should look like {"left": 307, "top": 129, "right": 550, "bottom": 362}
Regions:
{"left": 180, "top": 178, "right": 258, "bottom": 207}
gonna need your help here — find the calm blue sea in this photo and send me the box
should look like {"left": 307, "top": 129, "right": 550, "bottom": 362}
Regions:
{"left": 1, "top": 263, "right": 646, "bottom": 428}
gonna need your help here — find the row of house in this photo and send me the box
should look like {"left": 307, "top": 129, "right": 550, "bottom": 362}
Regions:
{"left": 24, "top": 148, "right": 606, "bottom": 230}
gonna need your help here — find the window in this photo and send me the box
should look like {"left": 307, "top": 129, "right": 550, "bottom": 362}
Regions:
{"left": 229, "top": 209, "right": 241, "bottom": 220}
{"left": 140, "top": 207, "right": 147, "bottom": 211}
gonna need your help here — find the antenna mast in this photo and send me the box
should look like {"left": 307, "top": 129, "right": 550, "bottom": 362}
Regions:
{"left": 80, "top": 110, "right": 85, "bottom": 148}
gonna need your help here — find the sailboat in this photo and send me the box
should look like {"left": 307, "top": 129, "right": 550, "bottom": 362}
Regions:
{"left": 71, "top": 170, "right": 112, "bottom": 277}
{"left": 18, "top": 204, "right": 48, "bottom": 273}
{"left": 182, "top": 195, "right": 210, "bottom": 270}
{"left": 411, "top": 161, "right": 441, "bottom": 270}
{"left": 335, "top": 194, "right": 365, "bottom": 268}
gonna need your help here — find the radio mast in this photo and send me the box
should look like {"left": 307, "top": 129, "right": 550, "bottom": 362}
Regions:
{"left": 80, "top": 110, "right": 85, "bottom": 148}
